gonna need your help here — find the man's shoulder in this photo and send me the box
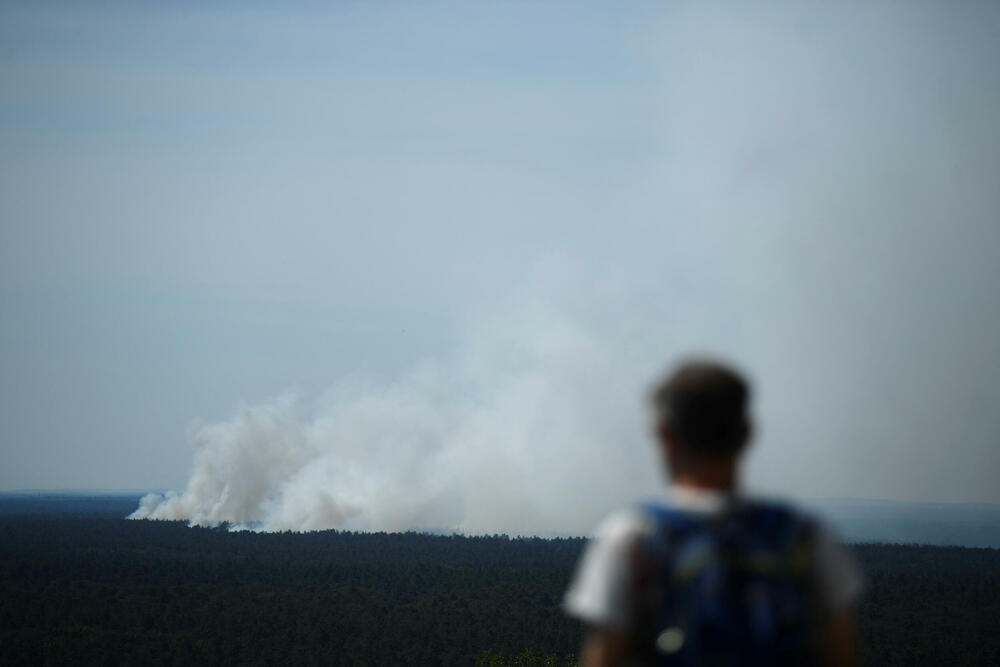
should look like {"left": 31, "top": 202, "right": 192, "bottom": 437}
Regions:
{"left": 585, "top": 505, "right": 656, "bottom": 558}
{"left": 636, "top": 491, "right": 863, "bottom": 611}
{"left": 635, "top": 488, "right": 814, "bottom": 521}
{"left": 565, "top": 491, "right": 863, "bottom": 628}
{"left": 584, "top": 488, "right": 845, "bottom": 565}
{"left": 631, "top": 493, "right": 820, "bottom": 553}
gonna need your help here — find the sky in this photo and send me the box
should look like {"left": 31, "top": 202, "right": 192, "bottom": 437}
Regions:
{"left": 2, "top": 1, "right": 999, "bottom": 533}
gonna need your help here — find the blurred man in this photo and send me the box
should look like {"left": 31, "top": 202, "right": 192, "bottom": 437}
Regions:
{"left": 564, "top": 359, "right": 862, "bottom": 666}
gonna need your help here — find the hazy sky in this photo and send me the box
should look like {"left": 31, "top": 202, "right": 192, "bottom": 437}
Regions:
{"left": 2, "top": 1, "right": 999, "bottom": 531}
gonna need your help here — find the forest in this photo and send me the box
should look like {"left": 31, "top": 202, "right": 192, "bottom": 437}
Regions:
{"left": 1, "top": 497, "right": 998, "bottom": 665}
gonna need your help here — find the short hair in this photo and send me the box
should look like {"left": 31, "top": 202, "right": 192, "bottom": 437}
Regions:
{"left": 651, "top": 359, "right": 750, "bottom": 458}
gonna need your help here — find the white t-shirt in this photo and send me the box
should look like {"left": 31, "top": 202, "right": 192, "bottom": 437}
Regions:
{"left": 564, "top": 486, "right": 864, "bottom": 631}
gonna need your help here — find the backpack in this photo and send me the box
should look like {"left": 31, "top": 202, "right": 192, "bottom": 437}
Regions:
{"left": 629, "top": 499, "right": 819, "bottom": 667}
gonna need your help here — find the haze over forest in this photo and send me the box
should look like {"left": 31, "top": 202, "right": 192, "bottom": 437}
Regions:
{"left": 2, "top": 1, "right": 999, "bottom": 534}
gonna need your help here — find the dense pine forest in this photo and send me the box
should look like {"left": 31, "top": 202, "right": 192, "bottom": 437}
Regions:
{"left": 1, "top": 497, "right": 999, "bottom": 665}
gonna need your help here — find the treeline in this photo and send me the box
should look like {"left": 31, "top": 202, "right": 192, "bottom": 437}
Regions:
{"left": 1, "top": 516, "right": 998, "bottom": 665}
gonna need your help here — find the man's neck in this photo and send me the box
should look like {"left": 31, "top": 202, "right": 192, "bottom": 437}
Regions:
{"left": 671, "top": 461, "right": 739, "bottom": 493}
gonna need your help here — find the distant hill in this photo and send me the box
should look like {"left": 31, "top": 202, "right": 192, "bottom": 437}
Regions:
{"left": 804, "top": 497, "right": 1000, "bottom": 548}
{"left": 0, "top": 492, "right": 145, "bottom": 517}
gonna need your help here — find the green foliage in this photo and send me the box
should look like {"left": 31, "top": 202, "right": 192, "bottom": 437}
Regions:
{"left": 1, "top": 516, "right": 998, "bottom": 665}
{"left": 475, "top": 648, "right": 577, "bottom": 666}
{"left": 0, "top": 517, "right": 585, "bottom": 665}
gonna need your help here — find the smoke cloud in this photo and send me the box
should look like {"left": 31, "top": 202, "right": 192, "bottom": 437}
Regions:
{"left": 130, "top": 290, "right": 666, "bottom": 534}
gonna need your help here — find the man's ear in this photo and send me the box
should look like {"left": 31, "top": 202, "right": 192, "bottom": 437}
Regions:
{"left": 657, "top": 423, "right": 679, "bottom": 458}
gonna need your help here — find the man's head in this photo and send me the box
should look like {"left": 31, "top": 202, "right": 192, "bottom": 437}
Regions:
{"left": 651, "top": 359, "right": 752, "bottom": 463}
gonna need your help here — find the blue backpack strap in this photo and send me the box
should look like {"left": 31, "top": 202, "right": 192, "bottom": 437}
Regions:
{"left": 630, "top": 502, "right": 718, "bottom": 666}
{"left": 636, "top": 501, "right": 716, "bottom": 580}
{"left": 638, "top": 500, "right": 700, "bottom": 534}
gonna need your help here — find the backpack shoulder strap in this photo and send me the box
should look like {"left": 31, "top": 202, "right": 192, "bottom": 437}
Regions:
{"left": 635, "top": 500, "right": 712, "bottom": 551}
{"left": 637, "top": 501, "right": 699, "bottom": 532}
{"left": 633, "top": 501, "right": 720, "bottom": 583}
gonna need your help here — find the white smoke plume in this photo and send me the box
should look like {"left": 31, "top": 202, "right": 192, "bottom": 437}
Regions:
{"left": 130, "top": 291, "right": 667, "bottom": 535}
